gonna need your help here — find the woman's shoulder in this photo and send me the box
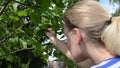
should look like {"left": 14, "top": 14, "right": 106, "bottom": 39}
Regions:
{"left": 91, "top": 56, "right": 120, "bottom": 68}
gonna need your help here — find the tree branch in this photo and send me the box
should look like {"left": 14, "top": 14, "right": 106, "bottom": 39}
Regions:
{"left": 11, "top": 47, "right": 35, "bottom": 54}
{"left": 0, "top": 32, "right": 14, "bottom": 43}
{"left": 0, "top": 22, "right": 25, "bottom": 44}
{"left": 0, "top": 13, "right": 26, "bottom": 44}
{"left": 0, "top": 0, "right": 12, "bottom": 16}
{"left": 0, "top": 47, "right": 35, "bottom": 57}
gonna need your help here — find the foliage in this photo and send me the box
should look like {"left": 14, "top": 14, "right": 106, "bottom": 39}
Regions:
{"left": 109, "top": 0, "right": 120, "bottom": 4}
{"left": 113, "top": 9, "right": 120, "bottom": 16}
{"left": 0, "top": 0, "right": 80, "bottom": 68}
{"left": 109, "top": 0, "right": 120, "bottom": 16}
{"left": 0, "top": 0, "right": 120, "bottom": 68}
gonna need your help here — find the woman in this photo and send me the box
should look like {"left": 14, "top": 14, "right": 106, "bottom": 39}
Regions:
{"left": 46, "top": 0, "right": 120, "bottom": 68}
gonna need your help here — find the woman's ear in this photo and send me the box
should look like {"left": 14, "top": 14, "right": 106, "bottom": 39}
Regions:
{"left": 71, "top": 28, "right": 82, "bottom": 44}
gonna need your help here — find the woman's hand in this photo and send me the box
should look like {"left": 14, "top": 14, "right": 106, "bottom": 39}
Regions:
{"left": 45, "top": 28, "right": 57, "bottom": 45}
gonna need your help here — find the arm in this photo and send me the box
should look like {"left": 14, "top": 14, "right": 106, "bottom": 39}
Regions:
{"left": 45, "top": 28, "right": 94, "bottom": 68}
{"left": 54, "top": 39, "right": 74, "bottom": 61}
{"left": 46, "top": 28, "right": 74, "bottom": 61}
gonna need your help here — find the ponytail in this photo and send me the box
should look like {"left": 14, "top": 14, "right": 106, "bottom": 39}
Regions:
{"left": 101, "top": 17, "right": 120, "bottom": 56}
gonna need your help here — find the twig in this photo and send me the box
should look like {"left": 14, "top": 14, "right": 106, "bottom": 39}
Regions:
{"left": 0, "top": 32, "right": 14, "bottom": 43}
{"left": 0, "top": 13, "right": 26, "bottom": 44}
{"left": 11, "top": 47, "right": 35, "bottom": 54}
{"left": 0, "top": 23, "right": 25, "bottom": 44}
{"left": 0, "top": 0, "right": 12, "bottom": 16}
{"left": 0, "top": 47, "right": 35, "bottom": 57}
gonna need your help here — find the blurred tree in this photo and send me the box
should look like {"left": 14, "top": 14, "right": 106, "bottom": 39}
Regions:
{"left": 109, "top": 0, "right": 120, "bottom": 4}
{"left": 0, "top": 0, "right": 79, "bottom": 68}
{"left": 109, "top": 0, "right": 120, "bottom": 16}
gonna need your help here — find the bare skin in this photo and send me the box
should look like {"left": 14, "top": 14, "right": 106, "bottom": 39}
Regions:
{"left": 45, "top": 28, "right": 94, "bottom": 68}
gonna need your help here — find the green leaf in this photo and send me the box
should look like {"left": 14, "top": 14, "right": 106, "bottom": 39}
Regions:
{"left": 57, "top": 2, "right": 65, "bottom": 8}
{"left": 8, "top": 37, "right": 18, "bottom": 43}
{"left": 52, "top": 0, "right": 65, "bottom": 8}
{"left": 7, "top": 55, "right": 14, "bottom": 62}
{"left": 0, "top": 49, "right": 6, "bottom": 56}
{"left": 17, "top": 10, "right": 28, "bottom": 16}
{"left": 19, "top": 39, "right": 27, "bottom": 48}
{"left": 8, "top": 38, "right": 16, "bottom": 43}
{"left": 7, "top": 55, "right": 20, "bottom": 62}
{"left": 27, "top": 38, "right": 44, "bottom": 53}
{"left": 9, "top": 15, "right": 19, "bottom": 21}
{"left": 36, "top": 0, "right": 50, "bottom": 9}
{"left": 12, "top": 3, "right": 18, "bottom": 11}
{"left": 0, "top": 0, "right": 81, "bottom": 67}
{"left": 30, "top": 12, "right": 41, "bottom": 25}
{"left": 21, "top": 60, "right": 30, "bottom": 68}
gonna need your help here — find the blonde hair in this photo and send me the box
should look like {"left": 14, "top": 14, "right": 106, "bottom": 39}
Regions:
{"left": 101, "top": 17, "right": 120, "bottom": 55}
{"left": 64, "top": 0, "right": 120, "bottom": 55}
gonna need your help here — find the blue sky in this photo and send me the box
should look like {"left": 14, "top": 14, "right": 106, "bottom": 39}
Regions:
{"left": 100, "top": 0, "right": 119, "bottom": 13}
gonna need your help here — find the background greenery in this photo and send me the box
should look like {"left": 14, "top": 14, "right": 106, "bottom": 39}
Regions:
{"left": 0, "top": 0, "right": 120, "bottom": 68}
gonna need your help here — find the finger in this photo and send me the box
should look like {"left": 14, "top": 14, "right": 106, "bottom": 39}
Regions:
{"left": 46, "top": 28, "right": 52, "bottom": 33}
{"left": 45, "top": 31, "right": 50, "bottom": 36}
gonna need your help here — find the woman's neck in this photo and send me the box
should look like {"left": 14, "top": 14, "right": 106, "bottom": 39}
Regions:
{"left": 86, "top": 44, "right": 115, "bottom": 64}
